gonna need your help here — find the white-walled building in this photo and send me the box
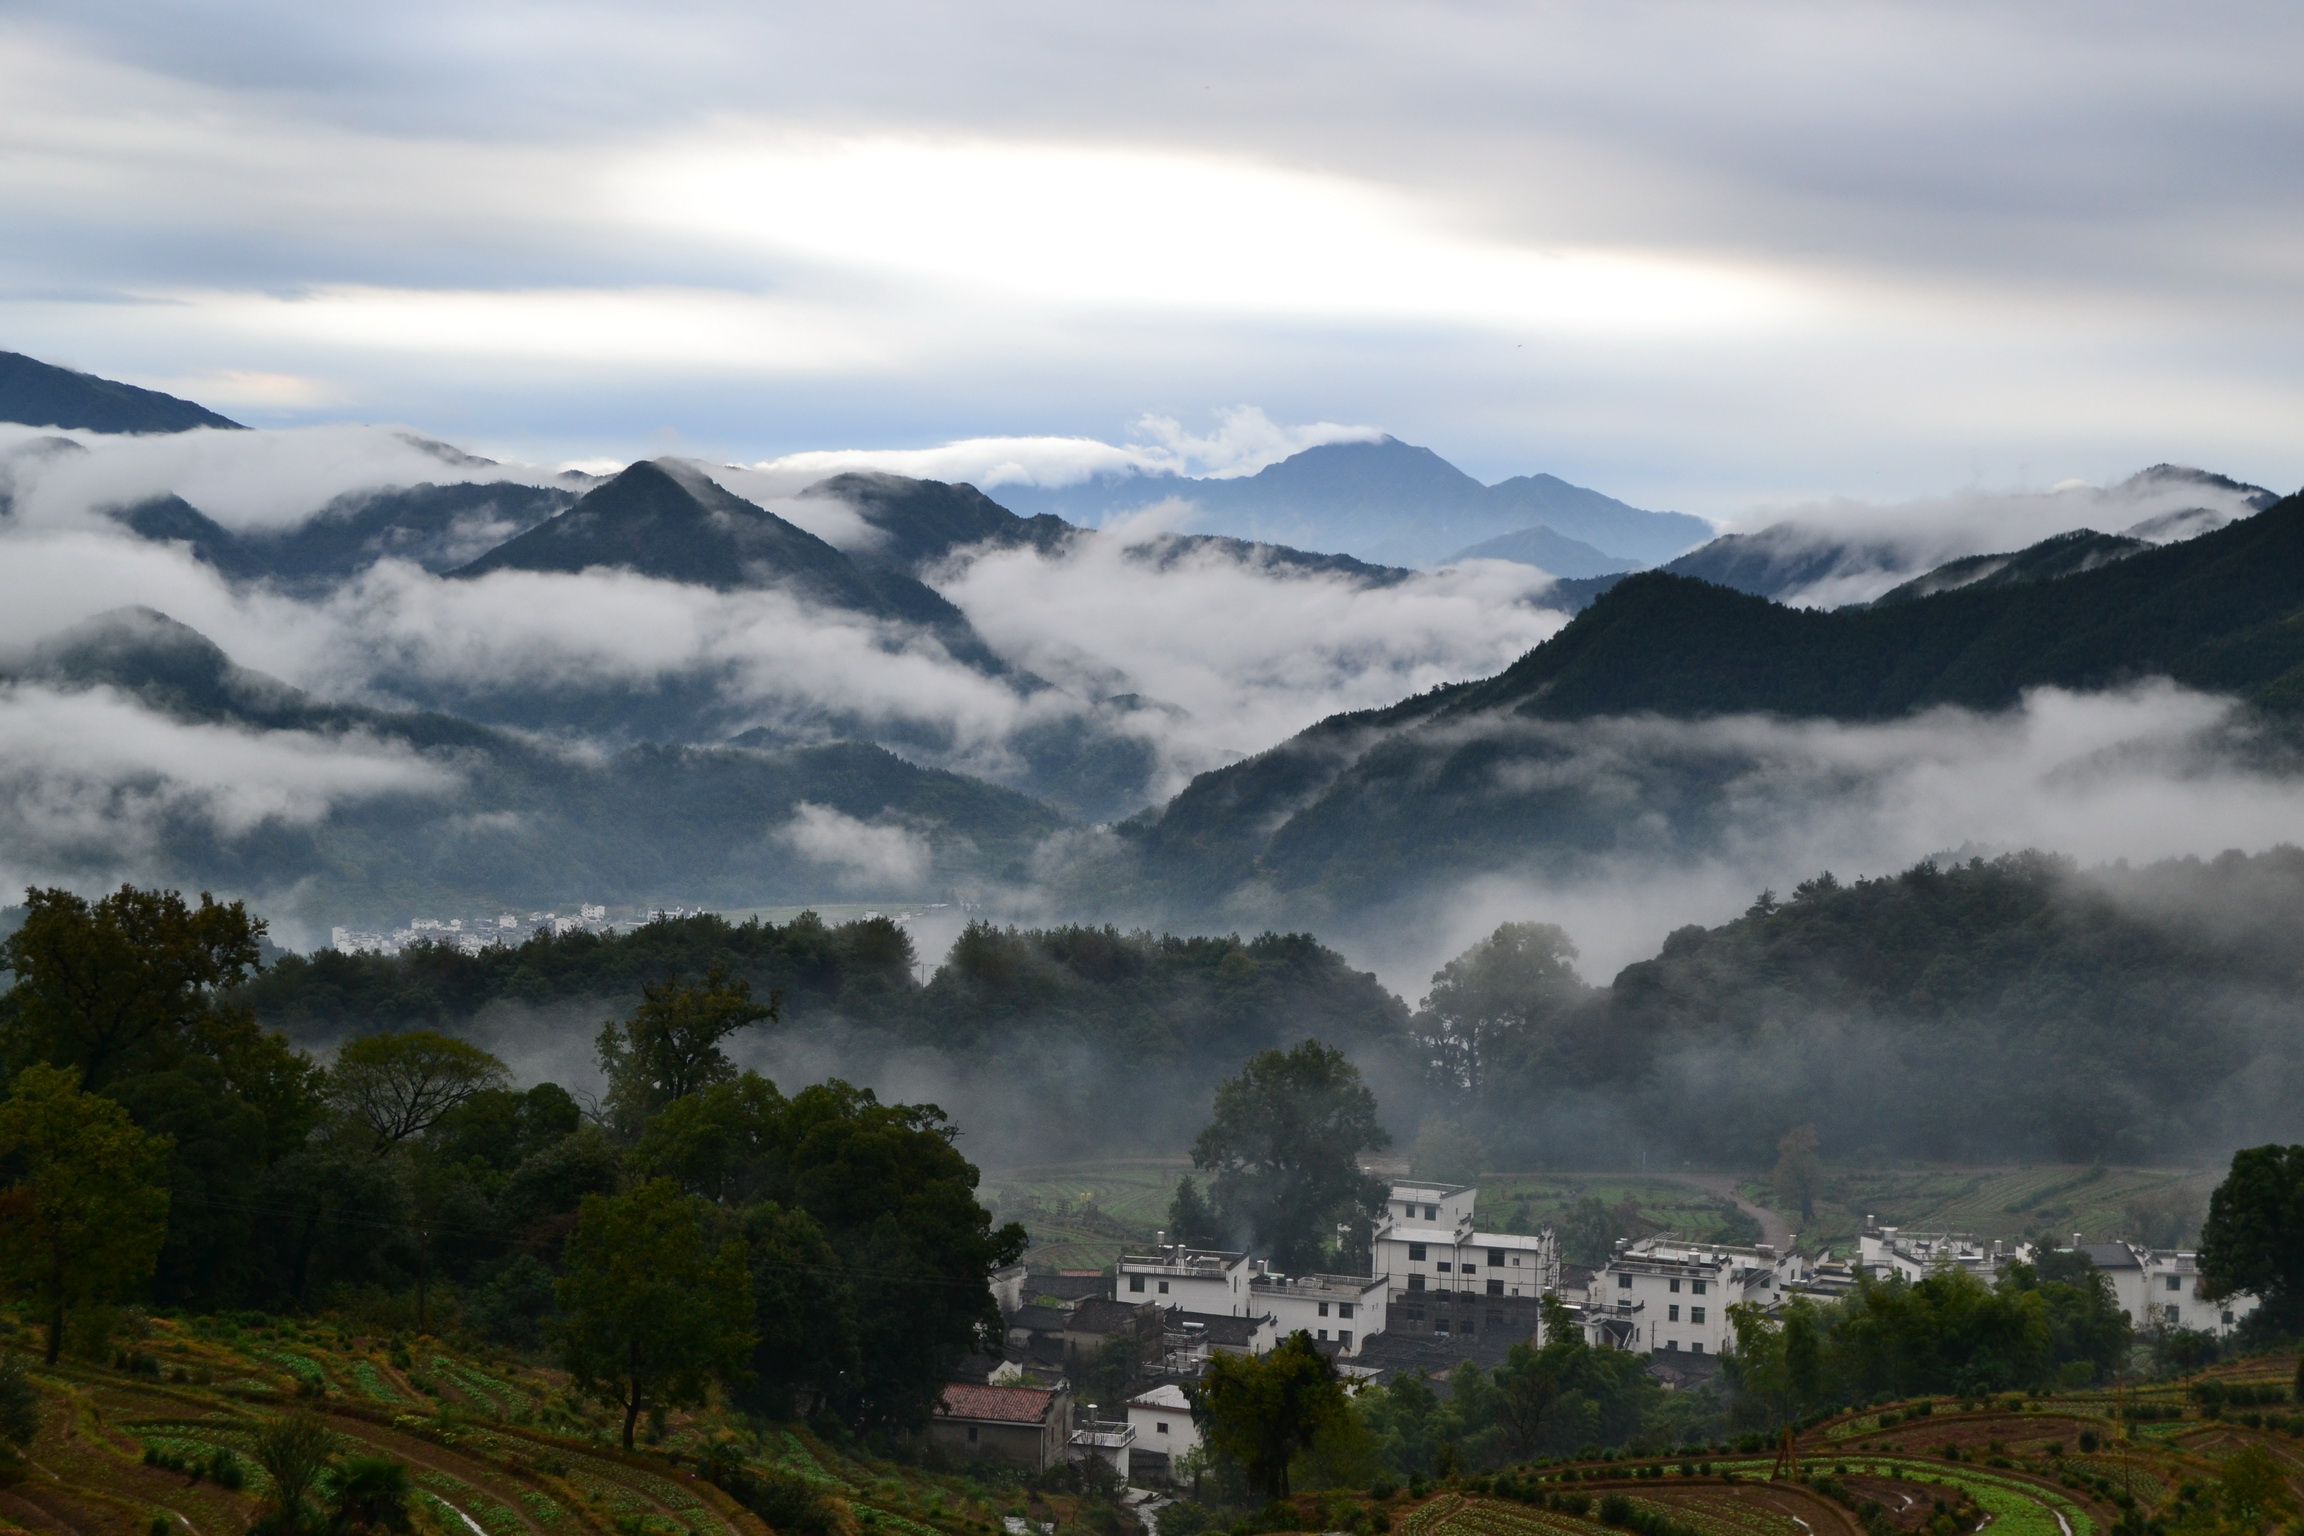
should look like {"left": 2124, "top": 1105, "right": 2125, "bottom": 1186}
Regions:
{"left": 1586, "top": 1236, "right": 1806, "bottom": 1357}
{"left": 1118, "top": 1246, "right": 1258, "bottom": 1316}
{"left": 2077, "top": 1242, "right": 2256, "bottom": 1336}
{"left": 1371, "top": 1183, "right": 1559, "bottom": 1299}
{"left": 1857, "top": 1224, "right": 2028, "bottom": 1283}
{"left": 1249, "top": 1271, "right": 1388, "bottom": 1356}
{"left": 1125, "top": 1382, "right": 1200, "bottom": 1468}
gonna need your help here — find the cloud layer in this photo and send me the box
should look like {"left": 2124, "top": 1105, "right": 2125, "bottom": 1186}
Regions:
{"left": 4, "top": 4, "right": 2304, "bottom": 510}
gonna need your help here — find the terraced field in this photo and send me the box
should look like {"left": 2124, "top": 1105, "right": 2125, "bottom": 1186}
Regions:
{"left": 984, "top": 1158, "right": 1185, "bottom": 1270}
{"left": 0, "top": 1314, "right": 1066, "bottom": 1536}
{"left": 1473, "top": 1179, "right": 1763, "bottom": 1247}
{"left": 1756, "top": 1166, "right": 2222, "bottom": 1251}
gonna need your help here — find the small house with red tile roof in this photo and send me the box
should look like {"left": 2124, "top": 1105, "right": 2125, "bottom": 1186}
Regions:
{"left": 930, "top": 1382, "right": 1073, "bottom": 1471}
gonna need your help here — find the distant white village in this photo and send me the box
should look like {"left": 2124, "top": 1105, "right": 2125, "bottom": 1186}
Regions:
{"left": 935, "top": 1178, "right": 2257, "bottom": 1480}
{"left": 328, "top": 901, "right": 948, "bottom": 957}
{"left": 329, "top": 904, "right": 701, "bottom": 957}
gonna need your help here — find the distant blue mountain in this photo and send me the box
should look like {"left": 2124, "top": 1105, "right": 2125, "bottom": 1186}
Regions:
{"left": 1447, "top": 525, "right": 1637, "bottom": 579}
{"left": 0, "top": 349, "right": 243, "bottom": 433}
{"left": 987, "top": 436, "right": 1712, "bottom": 567}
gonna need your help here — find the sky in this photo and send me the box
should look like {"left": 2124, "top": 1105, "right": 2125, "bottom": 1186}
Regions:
{"left": 4, "top": 2, "right": 2304, "bottom": 518}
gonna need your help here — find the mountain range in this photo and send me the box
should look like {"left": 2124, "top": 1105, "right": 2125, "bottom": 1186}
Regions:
{"left": 10, "top": 348, "right": 2304, "bottom": 946}
{"left": 2, "top": 605, "right": 1065, "bottom": 924}
{"left": 1095, "top": 479, "right": 2304, "bottom": 927}
{"left": 986, "top": 435, "right": 1715, "bottom": 567}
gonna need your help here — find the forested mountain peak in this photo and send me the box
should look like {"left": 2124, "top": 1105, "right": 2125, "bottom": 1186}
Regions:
{"left": 455, "top": 459, "right": 993, "bottom": 649}
{"left": 797, "top": 470, "right": 1075, "bottom": 574}
{"left": 13, "top": 604, "right": 316, "bottom": 726}
{"left": 0, "top": 348, "right": 244, "bottom": 433}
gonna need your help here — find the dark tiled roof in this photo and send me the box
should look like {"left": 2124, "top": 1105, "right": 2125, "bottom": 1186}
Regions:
{"left": 2080, "top": 1243, "right": 2141, "bottom": 1269}
{"left": 1034, "top": 1273, "right": 1113, "bottom": 1301}
{"left": 1067, "top": 1298, "right": 1155, "bottom": 1334}
{"left": 1351, "top": 1330, "right": 1521, "bottom": 1386}
{"left": 1171, "top": 1310, "right": 1269, "bottom": 1347}
{"left": 939, "top": 1384, "right": 1060, "bottom": 1425}
{"left": 1006, "top": 1305, "right": 1073, "bottom": 1333}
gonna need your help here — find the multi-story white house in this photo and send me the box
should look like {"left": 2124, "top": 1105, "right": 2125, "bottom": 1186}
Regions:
{"left": 2076, "top": 1242, "right": 2257, "bottom": 1336}
{"left": 1585, "top": 1236, "right": 1807, "bottom": 1357}
{"left": 1118, "top": 1245, "right": 1258, "bottom": 1316}
{"left": 1249, "top": 1271, "right": 1389, "bottom": 1356}
{"left": 1371, "top": 1182, "right": 1559, "bottom": 1299}
{"left": 1856, "top": 1224, "right": 2029, "bottom": 1283}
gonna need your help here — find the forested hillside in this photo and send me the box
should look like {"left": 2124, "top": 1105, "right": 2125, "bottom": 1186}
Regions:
{"left": 227, "top": 845, "right": 2304, "bottom": 1169}
{"left": 1411, "top": 848, "right": 2304, "bottom": 1169}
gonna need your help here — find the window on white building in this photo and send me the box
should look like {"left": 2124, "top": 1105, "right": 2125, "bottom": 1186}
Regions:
{"left": 1156, "top": 1422, "right": 1170, "bottom": 1434}
{"left": 1129, "top": 1276, "right": 1144, "bottom": 1292}
{"left": 1318, "top": 1302, "right": 1330, "bottom": 1316}
{"left": 1409, "top": 1243, "right": 1427, "bottom": 1262}
{"left": 1692, "top": 1280, "right": 1707, "bottom": 1295}
{"left": 1617, "top": 1272, "right": 1632, "bottom": 1289}
{"left": 1424, "top": 1205, "right": 1439, "bottom": 1220}
{"left": 1490, "top": 1249, "right": 1505, "bottom": 1265}
{"left": 1409, "top": 1274, "right": 1425, "bottom": 1292}
{"left": 1339, "top": 1303, "right": 1354, "bottom": 1319}
{"left": 1158, "top": 1281, "right": 1169, "bottom": 1294}
{"left": 1691, "top": 1342, "right": 1704, "bottom": 1354}
{"left": 1691, "top": 1307, "right": 1705, "bottom": 1324}
{"left": 1668, "top": 1305, "right": 1679, "bottom": 1321}
{"left": 2165, "top": 1275, "right": 2183, "bottom": 1292}
{"left": 1340, "top": 1331, "right": 1353, "bottom": 1348}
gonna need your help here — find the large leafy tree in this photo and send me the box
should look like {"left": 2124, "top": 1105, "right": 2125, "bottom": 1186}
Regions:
{"left": 596, "top": 967, "right": 774, "bottom": 1135}
{"left": 1191, "top": 1039, "right": 1389, "bottom": 1272}
{"left": 1773, "top": 1124, "right": 1823, "bottom": 1223}
{"left": 327, "top": 1031, "right": 509, "bottom": 1146}
{"left": 0, "top": 885, "right": 263, "bottom": 1089}
{"left": 1, "top": 885, "right": 321, "bottom": 1312}
{"left": 0, "top": 1063, "right": 175, "bottom": 1363}
{"left": 2200, "top": 1144, "right": 2304, "bottom": 1330}
{"left": 1194, "top": 1330, "right": 1348, "bottom": 1499}
{"left": 1411, "top": 922, "right": 1586, "bottom": 1099}
{"left": 776, "top": 1081, "right": 1027, "bottom": 1432}
{"left": 556, "top": 1179, "right": 755, "bottom": 1449}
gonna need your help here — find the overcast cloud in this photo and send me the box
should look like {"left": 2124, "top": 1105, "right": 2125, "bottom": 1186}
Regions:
{"left": 3, "top": 3, "right": 2302, "bottom": 518}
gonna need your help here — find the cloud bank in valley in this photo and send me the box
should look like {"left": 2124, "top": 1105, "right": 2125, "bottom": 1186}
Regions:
{"left": 1296, "top": 682, "right": 2304, "bottom": 996}
{"left": 1714, "top": 469, "right": 2283, "bottom": 608}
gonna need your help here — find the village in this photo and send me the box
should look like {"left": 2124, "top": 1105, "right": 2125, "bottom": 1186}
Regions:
{"left": 932, "top": 1177, "right": 2260, "bottom": 1483}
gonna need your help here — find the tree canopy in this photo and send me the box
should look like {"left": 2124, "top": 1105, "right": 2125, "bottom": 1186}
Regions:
{"left": 1194, "top": 1330, "right": 1349, "bottom": 1499}
{"left": 1191, "top": 1040, "right": 1389, "bottom": 1272}
{"left": 0, "top": 1062, "right": 174, "bottom": 1362}
{"left": 2200, "top": 1144, "right": 2304, "bottom": 1331}
{"left": 556, "top": 1178, "right": 756, "bottom": 1449}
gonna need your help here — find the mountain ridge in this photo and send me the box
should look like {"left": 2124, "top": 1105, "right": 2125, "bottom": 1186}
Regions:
{"left": 986, "top": 435, "right": 1713, "bottom": 566}
{"left": 1095, "top": 481, "right": 2304, "bottom": 926}
{"left": 1, "top": 605, "right": 1070, "bottom": 928}
{"left": 0, "top": 348, "right": 244, "bottom": 433}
